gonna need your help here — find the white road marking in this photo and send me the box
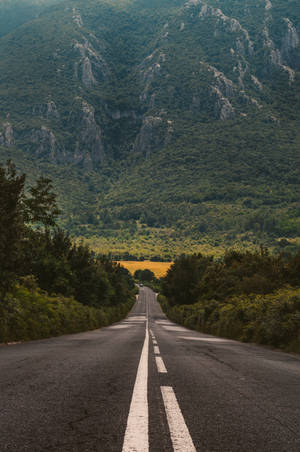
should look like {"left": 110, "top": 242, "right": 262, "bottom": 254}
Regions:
{"left": 163, "top": 326, "right": 188, "bottom": 332}
{"left": 126, "top": 316, "right": 147, "bottom": 321}
{"left": 153, "top": 345, "right": 160, "bottom": 355}
{"left": 109, "top": 325, "right": 130, "bottom": 329}
{"left": 122, "top": 307, "right": 149, "bottom": 451}
{"left": 155, "top": 356, "right": 167, "bottom": 374}
{"left": 149, "top": 329, "right": 154, "bottom": 335}
{"left": 155, "top": 320, "right": 173, "bottom": 325}
{"left": 161, "top": 386, "right": 196, "bottom": 452}
{"left": 179, "top": 336, "right": 232, "bottom": 342}
{"left": 123, "top": 321, "right": 146, "bottom": 323}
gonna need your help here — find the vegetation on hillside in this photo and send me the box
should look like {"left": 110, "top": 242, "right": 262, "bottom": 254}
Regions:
{"left": 0, "top": 0, "right": 299, "bottom": 257}
{"left": 160, "top": 248, "right": 300, "bottom": 352}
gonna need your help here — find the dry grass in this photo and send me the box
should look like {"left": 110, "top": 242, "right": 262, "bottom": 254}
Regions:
{"left": 117, "top": 261, "right": 172, "bottom": 278}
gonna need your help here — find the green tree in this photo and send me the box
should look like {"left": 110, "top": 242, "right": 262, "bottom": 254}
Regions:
{"left": 162, "top": 254, "right": 212, "bottom": 306}
{"left": 24, "top": 177, "right": 61, "bottom": 229}
{"left": 0, "top": 161, "right": 26, "bottom": 298}
{"left": 134, "top": 269, "right": 156, "bottom": 282}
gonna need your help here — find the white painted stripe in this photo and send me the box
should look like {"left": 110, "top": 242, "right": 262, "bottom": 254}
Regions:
{"left": 155, "top": 356, "right": 167, "bottom": 373}
{"left": 122, "top": 313, "right": 149, "bottom": 451}
{"left": 109, "top": 325, "right": 130, "bottom": 329}
{"left": 127, "top": 316, "right": 147, "bottom": 320}
{"left": 123, "top": 320, "right": 146, "bottom": 323}
{"left": 149, "top": 329, "right": 154, "bottom": 335}
{"left": 161, "top": 386, "right": 196, "bottom": 452}
{"left": 153, "top": 345, "right": 160, "bottom": 355}
{"left": 163, "top": 326, "right": 188, "bottom": 332}
{"left": 179, "top": 336, "right": 231, "bottom": 342}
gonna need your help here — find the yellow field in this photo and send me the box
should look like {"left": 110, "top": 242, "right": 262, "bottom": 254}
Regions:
{"left": 117, "top": 261, "right": 172, "bottom": 278}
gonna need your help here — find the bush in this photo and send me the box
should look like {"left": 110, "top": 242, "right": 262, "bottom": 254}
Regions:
{"left": 160, "top": 288, "right": 300, "bottom": 353}
{"left": 0, "top": 285, "right": 134, "bottom": 343}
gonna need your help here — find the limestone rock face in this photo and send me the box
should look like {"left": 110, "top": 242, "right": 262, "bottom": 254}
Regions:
{"left": 32, "top": 101, "right": 60, "bottom": 120}
{"left": 211, "top": 87, "right": 235, "bottom": 121}
{"left": 0, "top": 122, "right": 14, "bottom": 147}
{"left": 30, "top": 126, "right": 62, "bottom": 160}
{"left": 73, "top": 37, "right": 109, "bottom": 87}
{"left": 134, "top": 116, "right": 168, "bottom": 157}
{"left": 72, "top": 99, "right": 105, "bottom": 168}
{"left": 282, "top": 18, "right": 300, "bottom": 69}
{"left": 0, "top": 0, "right": 299, "bottom": 169}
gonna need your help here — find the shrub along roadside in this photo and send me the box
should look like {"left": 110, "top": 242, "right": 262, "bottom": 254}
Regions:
{"left": 159, "top": 288, "right": 300, "bottom": 353}
{"left": 0, "top": 285, "right": 134, "bottom": 343}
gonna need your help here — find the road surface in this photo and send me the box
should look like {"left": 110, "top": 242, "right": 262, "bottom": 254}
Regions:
{"left": 1, "top": 286, "right": 300, "bottom": 451}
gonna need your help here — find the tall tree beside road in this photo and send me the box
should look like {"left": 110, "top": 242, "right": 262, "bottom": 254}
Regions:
{"left": 0, "top": 161, "right": 25, "bottom": 298}
{"left": 0, "top": 161, "right": 61, "bottom": 299}
{"left": 0, "top": 160, "right": 135, "bottom": 313}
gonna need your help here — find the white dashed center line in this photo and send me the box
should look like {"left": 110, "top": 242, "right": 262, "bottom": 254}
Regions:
{"left": 153, "top": 345, "right": 160, "bottom": 355}
{"left": 123, "top": 292, "right": 197, "bottom": 452}
{"left": 161, "top": 386, "right": 196, "bottom": 452}
{"left": 155, "top": 356, "right": 168, "bottom": 374}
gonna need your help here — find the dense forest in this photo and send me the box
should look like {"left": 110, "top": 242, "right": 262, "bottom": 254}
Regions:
{"left": 0, "top": 161, "right": 135, "bottom": 343}
{"left": 160, "top": 248, "right": 300, "bottom": 352}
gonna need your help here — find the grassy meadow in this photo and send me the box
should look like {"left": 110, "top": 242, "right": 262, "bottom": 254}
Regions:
{"left": 78, "top": 230, "right": 260, "bottom": 261}
{"left": 117, "top": 261, "right": 172, "bottom": 278}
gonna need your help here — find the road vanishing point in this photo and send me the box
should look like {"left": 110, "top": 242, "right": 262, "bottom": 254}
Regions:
{"left": 1, "top": 286, "right": 300, "bottom": 451}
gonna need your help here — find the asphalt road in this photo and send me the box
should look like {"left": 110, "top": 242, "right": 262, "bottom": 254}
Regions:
{"left": 1, "top": 286, "right": 300, "bottom": 451}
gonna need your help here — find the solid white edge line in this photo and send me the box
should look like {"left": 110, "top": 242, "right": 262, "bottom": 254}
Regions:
{"left": 153, "top": 345, "right": 160, "bottom": 355}
{"left": 122, "top": 304, "right": 149, "bottom": 451}
{"left": 155, "top": 356, "right": 167, "bottom": 374}
{"left": 161, "top": 386, "right": 196, "bottom": 452}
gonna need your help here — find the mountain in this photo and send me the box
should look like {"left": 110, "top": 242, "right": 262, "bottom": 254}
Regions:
{"left": 0, "top": 0, "right": 299, "bottom": 258}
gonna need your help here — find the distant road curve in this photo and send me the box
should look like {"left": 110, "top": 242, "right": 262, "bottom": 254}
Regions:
{"left": 1, "top": 286, "right": 300, "bottom": 451}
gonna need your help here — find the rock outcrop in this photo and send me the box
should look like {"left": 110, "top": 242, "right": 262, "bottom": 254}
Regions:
{"left": 73, "top": 37, "right": 109, "bottom": 87}
{"left": 133, "top": 116, "right": 171, "bottom": 157}
{"left": 29, "top": 126, "right": 61, "bottom": 160}
{"left": 32, "top": 101, "right": 60, "bottom": 120}
{"left": 0, "top": 122, "right": 15, "bottom": 147}
{"left": 211, "top": 87, "right": 235, "bottom": 121}
{"left": 71, "top": 98, "right": 105, "bottom": 168}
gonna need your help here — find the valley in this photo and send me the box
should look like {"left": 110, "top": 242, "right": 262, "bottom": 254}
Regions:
{"left": 0, "top": 0, "right": 299, "bottom": 258}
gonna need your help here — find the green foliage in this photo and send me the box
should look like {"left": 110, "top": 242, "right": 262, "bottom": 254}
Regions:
{"left": 160, "top": 288, "right": 300, "bottom": 353}
{"left": 162, "top": 248, "right": 300, "bottom": 305}
{"left": 161, "top": 248, "right": 300, "bottom": 352}
{"left": 0, "top": 0, "right": 299, "bottom": 258}
{"left": 0, "top": 161, "right": 26, "bottom": 297}
{"left": 0, "top": 160, "right": 136, "bottom": 342}
{"left": 24, "top": 177, "right": 61, "bottom": 227}
{"left": 162, "top": 254, "right": 212, "bottom": 306}
{"left": 134, "top": 268, "right": 156, "bottom": 282}
{"left": 0, "top": 283, "right": 134, "bottom": 343}
{"left": 0, "top": 160, "right": 63, "bottom": 297}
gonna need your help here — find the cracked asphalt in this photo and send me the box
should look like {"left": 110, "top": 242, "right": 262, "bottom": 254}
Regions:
{"left": 1, "top": 286, "right": 300, "bottom": 451}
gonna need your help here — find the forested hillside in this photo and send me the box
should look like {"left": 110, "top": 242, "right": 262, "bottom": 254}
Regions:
{"left": 0, "top": 0, "right": 299, "bottom": 257}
